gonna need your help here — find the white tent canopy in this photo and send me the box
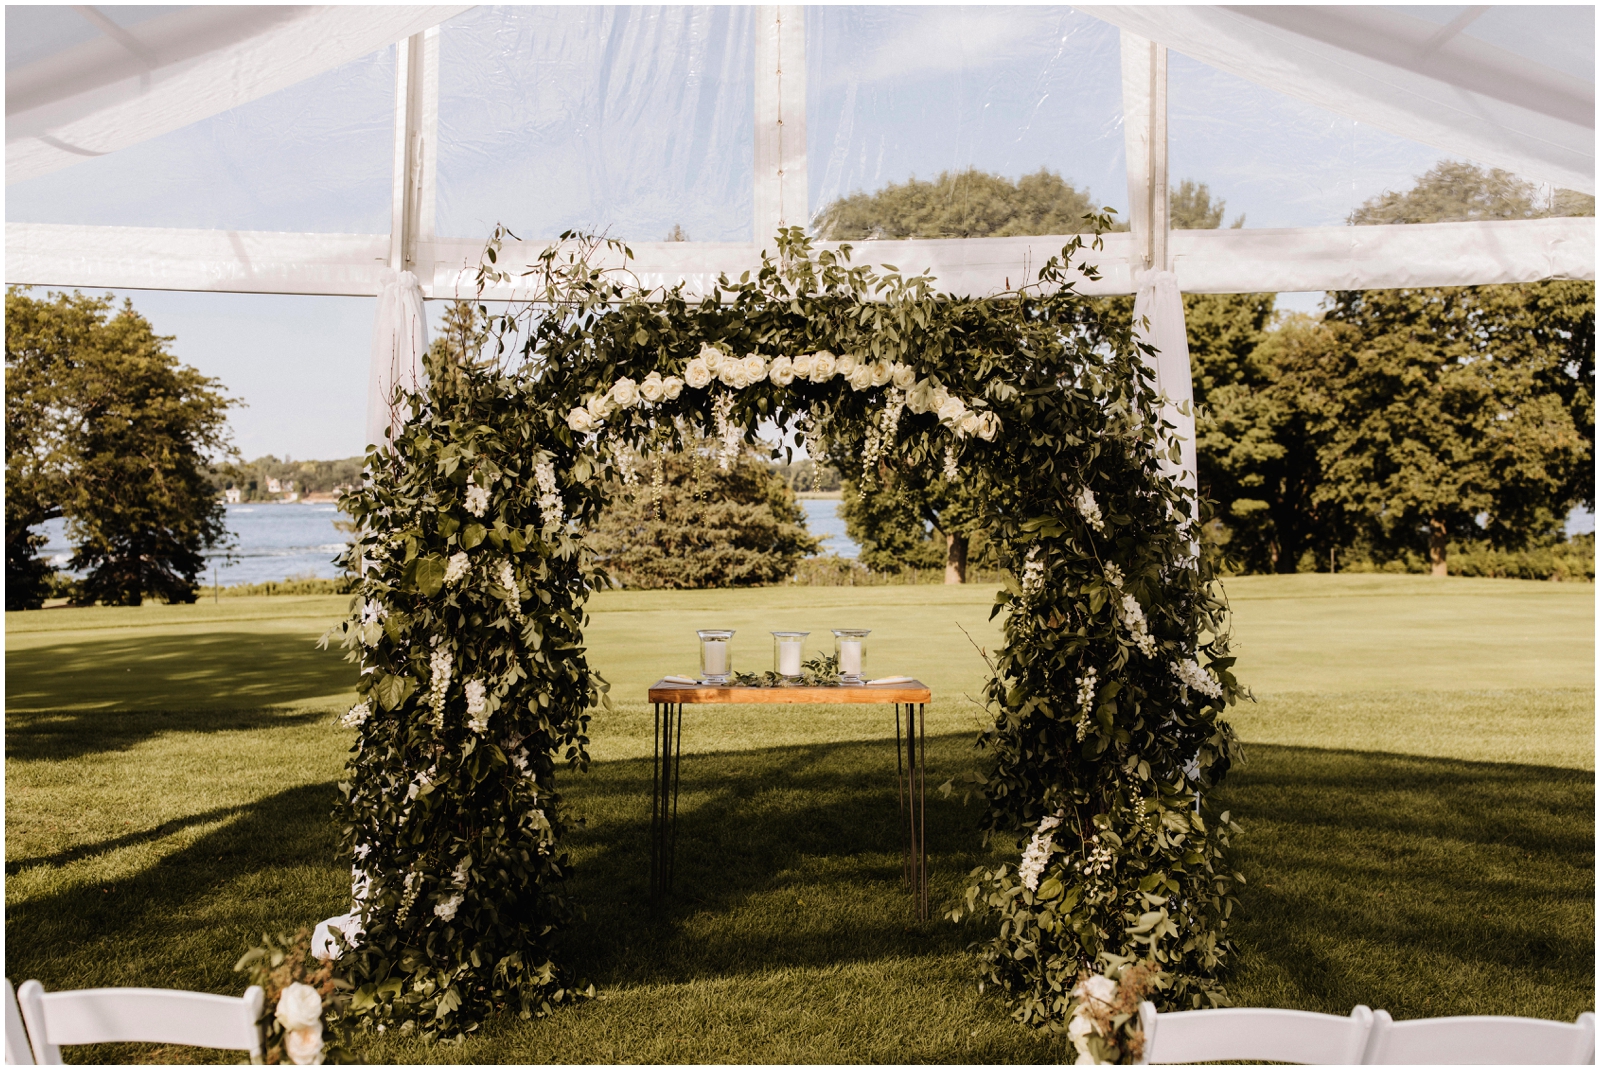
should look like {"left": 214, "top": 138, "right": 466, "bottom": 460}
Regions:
{"left": 5, "top": 4, "right": 1594, "bottom": 450}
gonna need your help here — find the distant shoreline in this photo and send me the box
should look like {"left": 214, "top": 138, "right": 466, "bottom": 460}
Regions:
{"left": 797, "top": 491, "right": 842, "bottom": 500}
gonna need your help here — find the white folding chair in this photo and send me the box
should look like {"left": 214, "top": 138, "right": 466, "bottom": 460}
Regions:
{"left": 5, "top": 980, "right": 35, "bottom": 1065}
{"left": 14, "top": 981, "right": 264, "bottom": 1064}
{"left": 1137, "top": 1001, "right": 1375, "bottom": 1064}
{"left": 1362, "top": 1009, "right": 1596, "bottom": 1064}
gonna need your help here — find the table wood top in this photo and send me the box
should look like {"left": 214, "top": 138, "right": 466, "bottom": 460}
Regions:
{"left": 647, "top": 678, "right": 931, "bottom": 704}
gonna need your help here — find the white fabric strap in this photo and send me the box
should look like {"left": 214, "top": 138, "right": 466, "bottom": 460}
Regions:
{"left": 1088, "top": 6, "right": 1594, "bottom": 194}
{"left": 366, "top": 270, "right": 429, "bottom": 451}
{"left": 1131, "top": 269, "right": 1196, "bottom": 501}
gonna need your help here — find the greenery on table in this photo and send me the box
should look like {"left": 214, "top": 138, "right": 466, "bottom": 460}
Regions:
{"left": 4, "top": 288, "right": 236, "bottom": 609}
{"left": 730, "top": 651, "right": 844, "bottom": 688}
{"left": 3, "top": 580, "right": 1592, "bottom": 1063}
{"left": 324, "top": 219, "right": 1245, "bottom": 1035}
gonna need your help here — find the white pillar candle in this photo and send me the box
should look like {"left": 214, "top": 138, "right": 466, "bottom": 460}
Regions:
{"left": 778, "top": 642, "right": 802, "bottom": 676}
{"left": 703, "top": 641, "right": 728, "bottom": 676}
{"left": 838, "top": 640, "right": 862, "bottom": 676}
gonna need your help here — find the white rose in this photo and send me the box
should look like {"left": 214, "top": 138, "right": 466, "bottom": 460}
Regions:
{"left": 1068, "top": 1014, "right": 1095, "bottom": 1039}
{"left": 790, "top": 352, "right": 815, "bottom": 379}
{"left": 698, "top": 342, "right": 723, "bottom": 369}
{"left": 847, "top": 363, "right": 875, "bottom": 391}
{"left": 810, "top": 350, "right": 838, "bottom": 382}
{"left": 566, "top": 407, "right": 595, "bottom": 433}
{"left": 610, "top": 377, "right": 640, "bottom": 408}
{"left": 892, "top": 363, "right": 917, "bottom": 390}
{"left": 275, "top": 983, "right": 323, "bottom": 1031}
{"left": 871, "top": 360, "right": 894, "bottom": 388}
{"left": 959, "top": 410, "right": 983, "bottom": 437}
{"left": 585, "top": 393, "right": 612, "bottom": 420}
{"left": 718, "top": 357, "right": 744, "bottom": 388}
{"left": 662, "top": 376, "right": 684, "bottom": 399}
{"left": 284, "top": 1022, "right": 324, "bottom": 1066}
{"left": 905, "top": 379, "right": 937, "bottom": 414}
{"left": 638, "top": 372, "right": 666, "bottom": 403}
{"left": 684, "top": 357, "right": 712, "bottom": 389}
{"left": 1080, "top": 973, "right": 1118, "bottom": 1006}
{"left": 977, "top": 411, "right": 1001, "bottom": 441}
{"left": 938, "top": 396, "right": 968, "bottom": 423}
{"left": 742, "top": 354, "right": 766, "bottom": 385}
{"left": 769, "top": 355, "right": 795, "bottom": 386}
{"left": 835, "top": 352, "right": 860, "bottom": 378}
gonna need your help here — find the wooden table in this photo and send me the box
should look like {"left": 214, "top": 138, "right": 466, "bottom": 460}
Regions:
{"left": 646, "top": 678, "right": 934, "bottom": 920}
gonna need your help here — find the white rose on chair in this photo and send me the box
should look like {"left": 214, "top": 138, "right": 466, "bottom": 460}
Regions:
{"left": 275, "top": 983, "right": 324, "bottom": 1065}
{"left": 683, "top": 355, "right": 713, "bottom": 389}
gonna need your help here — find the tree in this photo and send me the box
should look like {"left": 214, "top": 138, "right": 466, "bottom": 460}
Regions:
{"left": 587, "top": 442, "right": 819, "bottom": 587}
{"left": 5, "top": 289, "right": 235, "bottom": 606}
{"left": 836, "top": 473, "right": 987, "bottom": 580}
{"left": 1348, "top": 160, "right": 1595, "bottom": 224}
{"left": 815, "top": 167, "right": 1097, "bottom": 240}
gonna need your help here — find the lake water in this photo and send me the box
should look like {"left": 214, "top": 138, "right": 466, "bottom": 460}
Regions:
{"left": 36, "top": 497, "right": 859, "bottom": 586}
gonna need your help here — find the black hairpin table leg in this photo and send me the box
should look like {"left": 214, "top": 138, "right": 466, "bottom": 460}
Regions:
{"left": 896, "top": 702, "right": 929, "bottom": 921}
{"left": 650, "top": 701, "right": 683, "bottom": 909}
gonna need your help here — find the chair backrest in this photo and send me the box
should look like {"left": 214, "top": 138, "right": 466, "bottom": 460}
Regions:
{"left": 1138, "top": 1002, "right": 1375, "bottom": 1064}
{"left": 14, "top": 982, "right": 263, "bottom": 1065}
{"left": 1362, "top": 1009, "right": 1596, "bottom": 1064}
{"left": 5, "top": 979, "right": 35, "bottom": 1065}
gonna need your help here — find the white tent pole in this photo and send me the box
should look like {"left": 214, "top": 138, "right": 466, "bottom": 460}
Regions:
{"left": 754, "top": 6, "right": 808, "bottom": 249}
{"left": 1122, "top": 31, "right": 1197, "bottom": 512}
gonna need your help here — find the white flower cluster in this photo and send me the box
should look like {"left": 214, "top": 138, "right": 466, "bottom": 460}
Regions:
{"left": 498, "top": 560, "right": 522, "bottom": 618}
{"left": 428, "top": 645, "right": 452, "bottom": 726}
{"left": 434, "top": 893, "right": 463, "bottom": 922}
{"left": 1020, "top": 545, "right": 1045, "bottom": 599}
{"left": 615, "top": 446, "right": 639, "bottom": 486}
{"left": 1118, "top": 593, "right": 1158, "bottom": 657}
{"left": 1075, "top": 487, "right": 1105, "bottom": 532}
{"left": 534, "top": 459, "right": 563, "bottom": 529}
{"left": 943, "top": 444, "right": 961, "bottom": 482}
{"left": 1018, "top": 812, "right": 1063, "bottom": 892}
{"left": 1079, "top": 833, "right": 1115, "bottom": 878}
{"left": 859, "top": 387, "right": 906, "bottom": 486}
{"left": 464, "top": 678, "right": 489, "bottom": 734}
{"left": 1171, "top": 657, "right": 1224, "bottom": 702}
{"left": 1067, "top": 973, "right": 1120, "bottom": 1065}
{"left": 464, "top": 482, "right": 490, "bottom": 518}
{"left": 711, "top": 393, "right": 741, "bottom": 470}
{"left": 340, "top": 701, "right": 370, "bottom": 729}
{"left": 275, "top": 983, "right": 325, "bottom": 1066}
{"left": 1074, "top": 668, "right": 1098, "bottom": 741}
{"left": 444, "top": 551, "right": 469, "bottom": 585}
{"left": 567, "top": 370, "right": 687, "bottom": 432}
{"left": 1103, "top": 562, "right": 1124, "bottom": 588}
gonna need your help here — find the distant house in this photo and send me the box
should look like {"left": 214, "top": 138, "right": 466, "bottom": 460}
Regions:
{"left": 267, "top": 477, "right": 282, "bottom": 494}
{"left": 224, "top": 487, "right": 242, "bottom": 504}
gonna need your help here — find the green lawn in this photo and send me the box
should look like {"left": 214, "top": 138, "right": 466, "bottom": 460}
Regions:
{"left": 5, "top": 575, "right": 1593, "bottom": 1062}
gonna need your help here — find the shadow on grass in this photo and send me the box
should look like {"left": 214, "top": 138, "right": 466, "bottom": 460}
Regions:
{"left": 1217, "top": 743, "right": 1595, "bottom": 1021}
{"left": 5, "top": 705, "right": 333, "bottom": 764}
{"left": 5, "top": 781, "right": 347, "bottom": 999}
{"left": 558, "top": 732, "right": 989, "bottom": 986}
{"left": 5, "top": 630, "right": 354, "bottom": 715}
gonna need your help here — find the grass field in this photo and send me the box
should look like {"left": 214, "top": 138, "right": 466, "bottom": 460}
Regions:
{"left": 5, "top": 575, "right": 1593, "bottom": 1062}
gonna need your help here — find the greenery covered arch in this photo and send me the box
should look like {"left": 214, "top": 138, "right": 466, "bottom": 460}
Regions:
{"left": 328, "top": 227, "right": 1244, "bottom": 1042}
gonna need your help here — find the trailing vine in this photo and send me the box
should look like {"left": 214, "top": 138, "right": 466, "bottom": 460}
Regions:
{"left": 322, "top": 224, "right": 1242, "bottom": 1037}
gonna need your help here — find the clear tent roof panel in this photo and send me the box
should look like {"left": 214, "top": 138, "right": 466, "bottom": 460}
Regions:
{"left": 436, "top": 5, "right": 755, "bottom": 244}
{"left": 806, "top": 7, "right": 1128, "bottom": 232}
{"left": 5, "top": 47, "right": 394, "bottom": 234}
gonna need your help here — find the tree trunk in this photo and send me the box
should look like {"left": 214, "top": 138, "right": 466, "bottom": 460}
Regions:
{"left": 945, "top": 531, "right": 968, "bottom": 584}
{"left": 1429, "top": 517, "right": 1448, "bottom": 577}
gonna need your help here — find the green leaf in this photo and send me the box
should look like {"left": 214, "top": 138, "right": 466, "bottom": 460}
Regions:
{"left": 374, "top": 672, "right": 416, "bottom": 711}
{"left": 410, "top": 553, "right": 447, "bottom": 596}
{"left": 461, "top": 524, "right": 487, "bottom": 549}
{"left": 1036, "top": 877, "right": 1064, "bottom": 901}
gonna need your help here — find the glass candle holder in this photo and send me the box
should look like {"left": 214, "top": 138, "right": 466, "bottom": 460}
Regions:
{"left": 832, "top": 628, "right": 870, "bottom": 683}
{"left": 697, "top": 629, "right": 734, "bottom": 683}
{"left": 771, "top": 631, "right": 809, "bottom": 679}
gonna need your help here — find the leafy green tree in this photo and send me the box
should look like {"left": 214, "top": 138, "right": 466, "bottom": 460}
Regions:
{"left": 815, "top": 167, "right": 1097, "bottom": 240}
{"left": 836, "top": 473, "right": 987, "bottom": 580}
{"left": 588, "top": 442, "right": 819, "bottom": 587}
{"left": 1348, "top": 160, "right": 1595, "bottom": 224}
{"left": 5, "top": 288, "right": 235, "bottom": 606}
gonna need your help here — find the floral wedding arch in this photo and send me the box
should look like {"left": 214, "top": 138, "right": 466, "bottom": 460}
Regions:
{"left": 321, "top": 226, "right": 1243, "bottom": 1037}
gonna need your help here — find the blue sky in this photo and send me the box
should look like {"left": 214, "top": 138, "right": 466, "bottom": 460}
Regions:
{"left": 5, "top": 6, "right": 1509, "bottom": 461}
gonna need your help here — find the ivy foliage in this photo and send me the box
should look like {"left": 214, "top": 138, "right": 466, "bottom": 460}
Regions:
{"left": 326, "top": 224, "right": 1243, "bottom": 1035}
